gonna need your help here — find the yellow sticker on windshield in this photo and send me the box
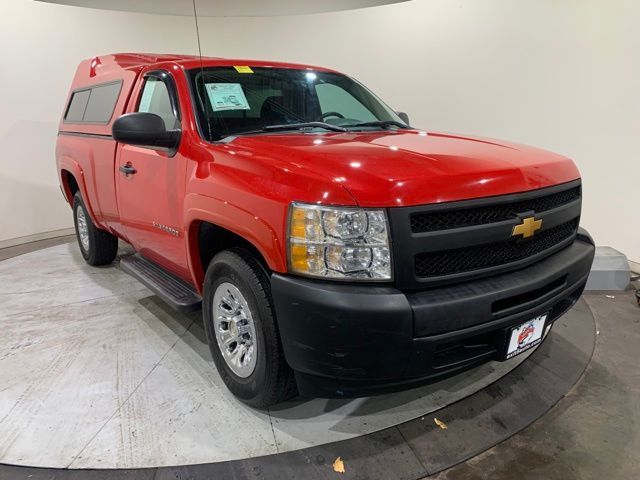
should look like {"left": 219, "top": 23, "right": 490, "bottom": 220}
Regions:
{"left": 234, "top": 66, "right": 254, "bottom": 74}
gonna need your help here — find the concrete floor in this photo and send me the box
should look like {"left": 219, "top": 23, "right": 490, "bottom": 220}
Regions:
{"left": 3, "top": 236, "right": 636, "bottom": 478}
{"left": 0, "top": 241, "right": 533, "bottom": 469}
{"left": 434, "top": 292, "right": 640, "bottom": 480}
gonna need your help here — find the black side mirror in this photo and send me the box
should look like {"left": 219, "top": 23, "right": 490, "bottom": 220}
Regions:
{"left": 396, "top": 111, "right": 410, "bottom": 125}
{"left": 112, "top": 112, "right": 180, "bottom": 151}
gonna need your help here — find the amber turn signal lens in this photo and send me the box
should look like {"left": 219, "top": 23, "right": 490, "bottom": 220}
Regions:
{"left": 290, "top": 243, "right": 309, "bottom": 272}
{"left": 290, "top": 207, "right": 307, "bottom": 239}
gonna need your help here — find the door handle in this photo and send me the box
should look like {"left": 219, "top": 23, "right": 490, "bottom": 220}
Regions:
{"left": 119, "top": 163, "right": 137, "bottom": 175}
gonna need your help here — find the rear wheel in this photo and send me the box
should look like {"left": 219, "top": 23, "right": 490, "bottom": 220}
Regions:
{"left": 202, "top": 248, "right": 296, "bottom": 408}
{"left": 73, "top": 192, "right": 118, "bottom": 266}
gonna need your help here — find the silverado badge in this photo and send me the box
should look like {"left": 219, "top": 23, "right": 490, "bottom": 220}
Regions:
{"left": 512, "top": 217, "right": 542, "bottom": 239}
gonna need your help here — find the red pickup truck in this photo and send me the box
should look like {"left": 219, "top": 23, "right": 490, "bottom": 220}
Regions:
{"left": 56, "top": 53, "right": 595, "bottom": 407}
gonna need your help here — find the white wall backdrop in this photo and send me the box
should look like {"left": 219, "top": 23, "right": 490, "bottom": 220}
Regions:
{"left": 0, "top": 1, "right": 197, "bottom": 245}
{"left": 1, "top": 0, "right": 638, "bottom": 261}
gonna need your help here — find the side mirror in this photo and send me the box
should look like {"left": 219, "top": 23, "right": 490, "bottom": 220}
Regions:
{"left": 112, "top": 112, "right": 180, "bottom": 151}
{"left": 396, "top": 111, "right": 410, "bottom": 125}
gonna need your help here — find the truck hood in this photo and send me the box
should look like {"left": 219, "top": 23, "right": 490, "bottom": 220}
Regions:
{"left": 228, "top": 130, "right": 580, "bottom": 207}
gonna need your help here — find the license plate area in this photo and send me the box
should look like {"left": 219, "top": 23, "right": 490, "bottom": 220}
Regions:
{"left": 504, "top": 313, "right": 548, "bottom": 360}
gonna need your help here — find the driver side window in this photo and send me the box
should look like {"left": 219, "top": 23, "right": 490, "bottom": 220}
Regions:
{"left": 315, "top": 83, "right": 377, "bottom": 122}
{"left": 137, "top": 77, "right": 179, "bottom": 130}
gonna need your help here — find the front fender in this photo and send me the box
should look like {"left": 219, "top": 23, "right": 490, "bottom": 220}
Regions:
{"left": 184, "top": 193, "right": 286, "bottom": 292}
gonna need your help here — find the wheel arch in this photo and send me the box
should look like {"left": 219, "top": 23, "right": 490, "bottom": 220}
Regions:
{"left": 58, "top": 158, "right": 100, "bottom": 226}
{"left": 60, "top": 169, "right": 80, "bottom": 202}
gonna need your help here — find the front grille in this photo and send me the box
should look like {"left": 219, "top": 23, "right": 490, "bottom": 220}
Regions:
{"left": 410, "top": 186, "right": 580, "bottom": 233}
{"left": 414, "top": 219, "right": 579, "bottom": 278}
{"left": 387, "top": 180, "right": 583, "bottom": 289}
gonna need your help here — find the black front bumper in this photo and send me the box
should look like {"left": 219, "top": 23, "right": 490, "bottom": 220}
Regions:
{"left": 271, "top": 233, "right": 595, "bottom": 398}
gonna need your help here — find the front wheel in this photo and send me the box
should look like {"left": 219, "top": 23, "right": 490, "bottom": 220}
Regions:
{"left": 202, "top": 249, "right": 296, "bottom": 408}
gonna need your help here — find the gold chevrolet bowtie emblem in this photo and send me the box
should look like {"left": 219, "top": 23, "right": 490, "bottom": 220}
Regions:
{"left": 512, "top": 217, "right": 542, "bottom": 239}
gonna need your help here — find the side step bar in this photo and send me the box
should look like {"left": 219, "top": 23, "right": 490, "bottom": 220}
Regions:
{"left": 119, "top": 254, "right": 202, "bottom": 313}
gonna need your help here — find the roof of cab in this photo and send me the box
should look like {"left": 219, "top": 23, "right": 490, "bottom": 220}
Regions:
{"left": 86, "top": 53, "right": 338, "bottom": 76}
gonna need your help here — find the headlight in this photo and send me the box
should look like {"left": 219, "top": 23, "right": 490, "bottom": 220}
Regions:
{"left": 287, "top": 203, "right": 392, "bottom": 280}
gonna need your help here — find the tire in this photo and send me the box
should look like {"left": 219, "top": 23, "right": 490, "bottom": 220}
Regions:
{"left": 202, "top": 248, "right": 297, "bottom": 408}
{"left": 72, "top": 192, "right": 118, "bottom": 266}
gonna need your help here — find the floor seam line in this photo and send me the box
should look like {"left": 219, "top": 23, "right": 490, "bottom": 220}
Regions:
{"left": 64, "top": 317, "right": 197, "bottom": 469}
{"left": 267, "top": 407, "right": 279, "bottom": 454}
{"left": 395, "top": 425, "right": 432, "bottom": 478}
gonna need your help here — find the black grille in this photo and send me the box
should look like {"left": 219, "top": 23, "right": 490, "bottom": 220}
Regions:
{"left": 414, "top": 219, "right": 579, "bottom": 278}
{"left": 410, "top": 186, "right": 581, "bottom": 233}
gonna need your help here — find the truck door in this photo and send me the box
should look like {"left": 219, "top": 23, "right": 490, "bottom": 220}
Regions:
{"left": 115, "top": 70, "right": 190, "bottom": 280}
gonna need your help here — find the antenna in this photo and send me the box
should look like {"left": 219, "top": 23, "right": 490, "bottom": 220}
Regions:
{"left": 192, "top": 0, "right": 213, "bottom": 140}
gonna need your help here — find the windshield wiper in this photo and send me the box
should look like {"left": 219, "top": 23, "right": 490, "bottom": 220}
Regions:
{"left": 234, "top": 122, "right": 348, "bottom": 137}
{"left": 344, "top": 120, "right": 409, "bottom": 130}
{"left": 263, "top": 122, "right": 348, "bottom": 133}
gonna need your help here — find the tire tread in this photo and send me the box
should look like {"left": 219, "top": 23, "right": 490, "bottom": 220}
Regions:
{"left": 73, "top": 192, "right": 118, "bottom": 266}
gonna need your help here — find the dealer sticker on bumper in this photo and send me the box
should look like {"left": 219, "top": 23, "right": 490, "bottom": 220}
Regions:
{"left": 505, "top": 314, "right": 548, "bottom": 359}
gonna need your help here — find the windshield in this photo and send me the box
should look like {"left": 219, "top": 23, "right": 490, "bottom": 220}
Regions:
{"left": 188, "top": 67, "right": 407, "bottom": 140}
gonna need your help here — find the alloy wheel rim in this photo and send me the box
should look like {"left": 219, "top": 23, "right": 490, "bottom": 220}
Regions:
{"left": 212, "top": 282, "right": 258, "bottom": 378}
{"left": 76, "top": 206, "right": 90, "bottom": 252}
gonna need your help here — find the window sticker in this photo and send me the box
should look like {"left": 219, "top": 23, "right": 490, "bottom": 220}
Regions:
{"left": 205, "top": 83, "right": 250, "bottom": 112}
{"left": 233, "top": 66, "right": 254, "bottom": 74}
{"left": 138, "top": 80, "right": 157, "bottom": 112}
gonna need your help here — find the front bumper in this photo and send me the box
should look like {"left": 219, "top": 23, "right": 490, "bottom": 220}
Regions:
{"left": 271, "top": 233, "right": 595, "bottom": 398}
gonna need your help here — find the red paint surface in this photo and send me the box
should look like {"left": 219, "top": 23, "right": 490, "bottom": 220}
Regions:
{"left": 57, "top": 54, "right": 581, "bottom": 292}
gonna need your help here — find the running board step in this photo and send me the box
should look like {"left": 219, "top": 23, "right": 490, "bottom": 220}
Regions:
{"left": 119, "top": 254, "right": 202, "bottom": 313}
